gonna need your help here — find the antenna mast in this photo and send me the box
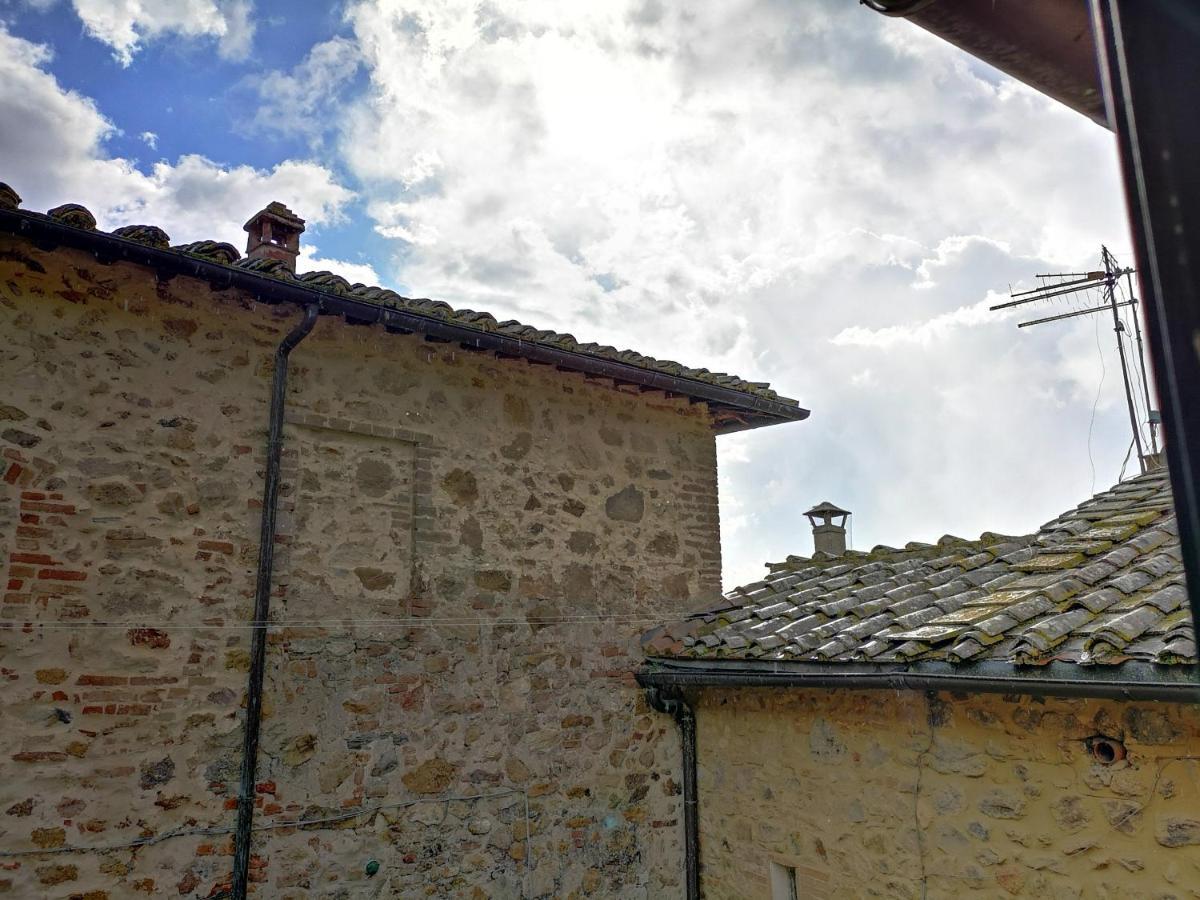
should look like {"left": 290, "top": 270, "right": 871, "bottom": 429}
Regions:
{"left": 990, "top": 246, "right": 1159, "bottom": 474}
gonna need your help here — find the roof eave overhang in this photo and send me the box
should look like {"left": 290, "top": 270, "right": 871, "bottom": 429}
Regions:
{"left": 864, "top": 0, "right": 1109, "bottom": 129}
{"left": 0, "top": 209, "right": 808, "bottom": 434}
{"left": 638, "top": 656, "right": 1200, "bottom": 702}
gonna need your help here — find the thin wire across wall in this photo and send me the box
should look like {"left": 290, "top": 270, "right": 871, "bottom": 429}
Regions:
{"left": 0, "top": 788, "right": 532, "bottom": 866}
{"left": 1, "top": 611, "right": 729, "bottom": 631}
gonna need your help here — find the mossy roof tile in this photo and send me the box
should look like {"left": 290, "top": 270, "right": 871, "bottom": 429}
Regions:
{"left": 1087, "top": 605, "right": 1165, "bottom": 648}
{"left": 1143, "top": 582, "right": 1187, "bottom": 613}
{"left": 1065, "top": 586, "right": 1122, "bottom": 614}
{"left": 643, "top": 467, "right": 1193, "bottom": 670}
{"left": 892, "top": 607, "right": 947, "bottom": 631}
{"left": 1018, "top": 552, "right": 1087, "bottom": 572}
{"left": 1109, "top": 571, "right": 1155, "bottom": 595}
{"left": 1136, "top": 553, "right": 1180, "bottom": 579}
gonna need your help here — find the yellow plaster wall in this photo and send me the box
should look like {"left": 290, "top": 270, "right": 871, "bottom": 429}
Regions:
{"left": 695, "top": 686, "right": 1200, "bottom": 899}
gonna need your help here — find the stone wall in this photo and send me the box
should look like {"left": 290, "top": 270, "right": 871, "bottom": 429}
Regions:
{"left": 693, "top": 686, "right": 1200, "bottom": 898}
{"left": 0, "top": 236, "right": 720, "bottom": 897}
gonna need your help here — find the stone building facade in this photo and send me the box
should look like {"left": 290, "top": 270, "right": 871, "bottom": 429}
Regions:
{"left": 642, "top": 465, "right": 1200, "bottom": 897}
{"left": 692, "top": 688, "right": 1200, "bottom": 899}
{"left": 0, "top": 190, "right": 804, "bottom": 897}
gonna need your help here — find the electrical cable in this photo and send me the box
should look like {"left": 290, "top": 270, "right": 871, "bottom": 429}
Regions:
{"left": 0, "top": 611, "right": 738, "bottom": 631}
{"left": 1120, "top": 327, "right": 1152, "bottom": 453}
{"left": 1118, "top": 437, "right": 1137, "bottom": 482}
{"left": 0, "top": 789, "right": 529, "bottom": 859}
{"left": 1120, "top": 296, "right": 1154, "bottom": 451}
{"left": 1087, "top": 308, "right": 1106, "bottom": 495}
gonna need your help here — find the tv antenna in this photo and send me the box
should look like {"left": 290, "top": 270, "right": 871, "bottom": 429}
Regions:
{"left": 990, "top": 246, "right": 1160, "bottom": 474}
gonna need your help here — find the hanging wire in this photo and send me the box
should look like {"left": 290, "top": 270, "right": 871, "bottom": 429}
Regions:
{"left": 1112, "top": 256, "right": 1157, "bottom": 456}
{"left": 1087, "top": 308, "right": 1106, "bottom": 496}
{"left": 1126, "top": 313, "right": 1153, "bottom": 448}
{"left": 1114, "top": 278, "right": 1153, "bottom": 454}
{"left": 0, "top": 609, "right": 735, "bottom": 632}
{"left": 0, "top": 789, "right": 530, "bottom": 859}
{"left": 1118, "top": 437, "right": 1137, "bottom": 482}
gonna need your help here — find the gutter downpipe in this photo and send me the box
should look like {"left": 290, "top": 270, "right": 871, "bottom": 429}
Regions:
{"left": 645, "top": 686, "right": 699, "bottom": 900}
{"left": 231, "top": 303, "right": 320, "bottom": 899}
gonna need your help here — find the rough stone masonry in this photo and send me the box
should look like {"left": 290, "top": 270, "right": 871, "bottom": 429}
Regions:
{"left": 0, "top": 232, "right": 728, "bottom": 897}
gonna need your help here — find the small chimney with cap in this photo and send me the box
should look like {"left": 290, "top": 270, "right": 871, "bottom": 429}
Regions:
{"left": 805, "top": 500, "right": 850, "bottom": 557}
{"left": 243, "top": 201, "right": 305, "bottom": 272}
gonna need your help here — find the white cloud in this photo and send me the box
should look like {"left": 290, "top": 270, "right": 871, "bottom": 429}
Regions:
{"left": 68, "top": 0, "right": 256, "bottom": 65}
{"left": 849, "top": 369, "right": 874, "bottom": 387}
{"left": 829, "top": 295, "right": 1010, "bottom": 349}
{"left": 0, "top": 24, "right": 354, "bottom": 249}
{"left": 139, "top": 130, "right": 157, "bottom": 149}
{"left": 115, "top": 155, "right": 356, "bottom": 244}
{"left": 312, "top": 0, "right": 1135, "bottom": 587}
{"left": 248, "top": 36, "right": 362, "bottom": 141}
{"left": 298, "top": 244, "right": 382, "bottom": 285}
{"left": 8, "top": 0, "right": 1146, "bottom": 593}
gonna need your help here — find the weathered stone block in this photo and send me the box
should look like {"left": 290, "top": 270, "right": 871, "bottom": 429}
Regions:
{"left": 402, "top": 757, "right": 459, "bottom": 795}
{"left": 605, "top": 485, "right": 645, "bottom": 523}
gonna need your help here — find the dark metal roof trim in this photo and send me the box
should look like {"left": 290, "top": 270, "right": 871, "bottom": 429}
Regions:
{"left": 861, "top": 0, "right": 1108, "bottom": 129}
{"left": 638, "top": 656, "right": 1200, "bottom": 701}
{"left": 0, "top": 209, "right": 809, "bottom": 434}
{"left": 1092, "top": 0, "right": 1200, "bottom": 699}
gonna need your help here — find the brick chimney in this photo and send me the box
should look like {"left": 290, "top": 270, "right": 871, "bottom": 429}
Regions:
{"left": 243, "top": 202, "right": 305, "bottom": 272}
{"left": 804, "top": 500, "right": 850, "bottom": 557}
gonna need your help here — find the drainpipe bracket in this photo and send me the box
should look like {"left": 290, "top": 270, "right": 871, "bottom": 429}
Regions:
{"left": 645, "top": 684, "right": 682, "bottom": 717}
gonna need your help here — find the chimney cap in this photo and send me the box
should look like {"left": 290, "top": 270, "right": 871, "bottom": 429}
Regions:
{"left": 243, "top": 201, "right": 305, "bottom": 273}
{"left": 243, "top": 201, "right": 305, "bottom": 234}
{"left": 804, "top": 500, "right": 850, "bottom": 518}
{"left": 806, "top": 500, "right": 849, "bottom": 557}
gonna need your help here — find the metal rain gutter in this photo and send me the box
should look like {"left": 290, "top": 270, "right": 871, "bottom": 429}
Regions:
{"left": 637, "top": 657, "right": 1200, "bottom": 702}
{"left": 0, "top": 210, "right": 808, "bottom": 434}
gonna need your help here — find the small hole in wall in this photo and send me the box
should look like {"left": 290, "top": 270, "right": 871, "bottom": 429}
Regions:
{"left": 1087, "top": 735, "right": 1127, "bottom": 765}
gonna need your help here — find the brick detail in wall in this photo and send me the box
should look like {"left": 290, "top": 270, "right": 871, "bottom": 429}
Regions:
{"left": 4, "top": 485, "right": 90, "bottom": 618}
{"left": 0, "top": 244, "right": 715, "bottom": 898}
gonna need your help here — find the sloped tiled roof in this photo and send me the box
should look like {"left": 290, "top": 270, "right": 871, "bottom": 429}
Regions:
{"left": 643, "top": 466, "right": 1194, "bottom": 667}
{"left": 0, "top": 188, "right": 804, "bottom": 428}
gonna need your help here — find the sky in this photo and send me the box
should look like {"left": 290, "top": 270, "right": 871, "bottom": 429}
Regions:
{"left": 0, "top": 0, "right": 1154, "bottom": 589}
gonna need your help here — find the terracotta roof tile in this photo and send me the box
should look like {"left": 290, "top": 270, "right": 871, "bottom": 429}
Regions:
{"left": 1, "top": 191, "right": 803, "bottom": 421}
{"left": 643, "top": 466, "right": 1193, "bottom": 668}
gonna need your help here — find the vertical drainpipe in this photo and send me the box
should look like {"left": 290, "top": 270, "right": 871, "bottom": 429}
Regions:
{"left": 231, "top": 303, "right": 320, "bottom": 899}
{"left": 646, "top": 686, "right": 699, "bottom": 900}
